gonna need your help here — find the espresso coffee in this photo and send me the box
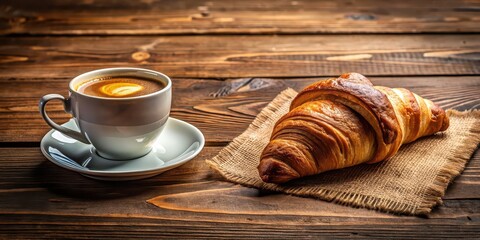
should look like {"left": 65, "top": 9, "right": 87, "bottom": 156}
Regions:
{"left": 76, "top": 76, "right": 165, "bottom": 98}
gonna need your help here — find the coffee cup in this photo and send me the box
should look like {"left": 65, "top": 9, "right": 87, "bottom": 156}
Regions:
{"left": 39, "top": 67, "right": 172, "bottom": 160}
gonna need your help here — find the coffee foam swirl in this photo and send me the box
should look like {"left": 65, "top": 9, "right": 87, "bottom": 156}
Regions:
{"left": 100, "top": 82, "right": 144, "bottom": 97}
{"left": 76, "top": 76, "right": 164, "bottom": 98}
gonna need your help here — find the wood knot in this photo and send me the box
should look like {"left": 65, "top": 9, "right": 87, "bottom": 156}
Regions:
{"left": 198, "top": 6, "right": 210, "bottom": 16}
{"left": 9, "top": 17, "right": 26, "bottom": 25}
{"left": 345, "top": 14, "right": 376, "bottom": 21}
{"left": 192, "top": 6, "right": 211, "bottom": 19}
{"left": 131, "top": 51, "right": 150, "bottom": 62}
{"left": 209, "top": 78, "right": 277, "bottom": 98}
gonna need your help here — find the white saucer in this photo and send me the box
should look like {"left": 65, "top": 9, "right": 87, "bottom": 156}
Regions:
{"left": 40, "top": 117, "right": 205, "bottom": 181}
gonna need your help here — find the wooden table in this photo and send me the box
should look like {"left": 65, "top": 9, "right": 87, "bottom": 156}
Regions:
{"left": 1, "top": 0, "right": 479, "bottom": 238}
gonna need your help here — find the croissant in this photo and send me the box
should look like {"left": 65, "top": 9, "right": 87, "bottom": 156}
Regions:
{"left": 258, "top": 73, "right": 449, "bottom": 183}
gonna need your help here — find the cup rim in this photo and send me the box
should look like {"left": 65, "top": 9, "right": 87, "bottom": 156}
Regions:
{"left": 69, "top": 67, "right": 172, "bottom": 100}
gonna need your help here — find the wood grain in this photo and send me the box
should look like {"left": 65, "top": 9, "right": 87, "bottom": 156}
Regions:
{"left": 1, "top": 0, "right": 480, "bottom": 35}
{"left": 1, "top": 76, "right": 478, "bottom": 143}
{"left": 0, "top": 35, "right": 479, "bottom": 78}
{"left": 0, "top": 147, "right": 478, "bottom": 239}
{"left": 1, "top": 0, "right": 479, "bottom": 238}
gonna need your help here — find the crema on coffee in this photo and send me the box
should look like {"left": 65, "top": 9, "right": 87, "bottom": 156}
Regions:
{"left": 76, "top": 77, "right": 165, "bottom": 98}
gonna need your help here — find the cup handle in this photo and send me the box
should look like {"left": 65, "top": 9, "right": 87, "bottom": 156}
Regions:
{"left": 39, "top": 94, "right": 90, "bottom": 144}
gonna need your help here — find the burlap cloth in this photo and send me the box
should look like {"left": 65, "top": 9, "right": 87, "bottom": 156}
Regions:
{"left": 206, "top": 88, "right": 480, "bottom": 215}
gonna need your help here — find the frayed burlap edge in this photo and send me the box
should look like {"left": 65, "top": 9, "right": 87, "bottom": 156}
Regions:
{"left": 416, "top": 109, "right": 480, "bottom": 214}
{"left": 206, "top": 88, "right": 480, "bottom": 215}
{"left": 205, "top": 88, "right": 298, "bottom": 192}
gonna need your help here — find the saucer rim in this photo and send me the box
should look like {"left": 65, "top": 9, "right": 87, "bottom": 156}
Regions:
{"left": 40, "top": 117, "right": 205, "bottom": 177}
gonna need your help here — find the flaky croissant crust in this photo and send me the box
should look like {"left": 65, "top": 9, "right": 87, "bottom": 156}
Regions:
{"left": 258, "top": 73, "right": 449, "bottom": 183}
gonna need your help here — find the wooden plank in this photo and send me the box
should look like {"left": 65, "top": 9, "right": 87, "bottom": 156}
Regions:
{"left": 0, "top": 147, "right": 478, "bottom": 238}
{"left": 1, "top": 0, "right": 480, "bottom": 35}
{"left": 447, "top": 150, "right": 480, "bottom": 199}
{"left": 0, "top": 35, "right": 479, "bottom": 78}
{"left": 0, "top": 147, "right": 476, "bottom": 199}
{"left": 0, "top": 76, "right": 478, "bottom": 143}
{"left": 0, "top": 212, "right": 477, "bottom": 239}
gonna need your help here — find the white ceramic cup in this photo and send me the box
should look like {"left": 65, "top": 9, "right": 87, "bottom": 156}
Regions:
{"left": 39, "top": 67, "right": 172, "bottom": 160}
